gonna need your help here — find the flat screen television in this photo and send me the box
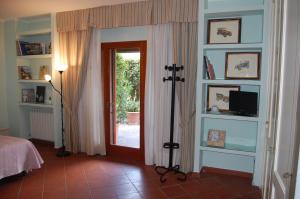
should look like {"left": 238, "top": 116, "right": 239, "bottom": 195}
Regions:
{"left": 229, "top": 91, "right": 258, "bottom": 116}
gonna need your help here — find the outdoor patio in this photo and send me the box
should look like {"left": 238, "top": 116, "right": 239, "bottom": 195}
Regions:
{"left": 116, "top": 124, "right": 140, "bottom": 148}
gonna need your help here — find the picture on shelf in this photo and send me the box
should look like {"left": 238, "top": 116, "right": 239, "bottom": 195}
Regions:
{"left": 204, "top": 56, "right": 215, "bottom": 80}
{"left": 207, "top": 85, "right": 240, "bottom": 111}
{"left": 36, "top": 86, "right": 46, "bottom": 104}
{"left": 39, "top": 65, "right": 49, "bottom": 80}
{"left": 207, "top": 129, "right": 226, "bottom": 148}
{"left": 225, "top": 52, "right": 261, "bottom": 79}
{"left": 22, "top": 89, "right": 35, "bottom": 103}
{"left": 18, "top": 66, "right": 32, "bottom": 80}
{"left": 207, "top": 18, "right": 241, "bottom": 44}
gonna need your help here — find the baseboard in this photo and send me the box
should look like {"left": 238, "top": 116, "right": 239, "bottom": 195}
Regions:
{"left": 29, "top": 138, "right": 54, "bottom": 147}
{"left": 200, "top": 166, "right": 253, "bottom": 179}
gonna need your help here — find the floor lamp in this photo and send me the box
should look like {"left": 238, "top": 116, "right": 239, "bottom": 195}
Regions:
{"left": 45, "top": 65, "right": 71, "bottom": 157}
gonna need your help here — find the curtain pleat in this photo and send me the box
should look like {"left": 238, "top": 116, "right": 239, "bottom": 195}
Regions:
{"left": 56, "top": 0, "right": 198, "bottom": 32}
{"left": 145, "top": 24, "right": 181, "bottom": 167}
{"left": 172, "top": 22, "right": 198, "bottom": 172}
{"left": 89, "top": 1, "right": 151, "bottom": 30}
{"left": 56, "top": 9, "right": 90, "bottom": 32}
{"left": 59, "top": 29, "right": 92, "bottom": 153}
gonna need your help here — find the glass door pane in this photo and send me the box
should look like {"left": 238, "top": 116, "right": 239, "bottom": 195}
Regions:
{"left": 112, "top": 50, "right": 141, "bottom": 149}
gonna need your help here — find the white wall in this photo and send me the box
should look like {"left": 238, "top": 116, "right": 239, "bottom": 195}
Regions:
{"left": 0, "top": 21, "right": 9, "bottom": 130}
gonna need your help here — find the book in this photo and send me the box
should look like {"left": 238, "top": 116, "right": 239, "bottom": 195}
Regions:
{"left": 36, "top": 86, "right": 46, "bottom": 103}
{"left": 204, "top": 56, "right": 216, "bottom": 80}
{"left": 18, "top": 66, "right": 32, "bottom": 80}
{"left": 24, "top": 42, "right": 43, "bottom": 55}
{"left": 39, "top": 65, "right": 48, "bottom": 80}
{"left": 22, "top": 89, "right": 35, "bottom": 103}
{"left": 16, "top": 41, "right": 22, "bottom": 56}
{"left": 19, "top": 41, "right": 29, "bottom": 55}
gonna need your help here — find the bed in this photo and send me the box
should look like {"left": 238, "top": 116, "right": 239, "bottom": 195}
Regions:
{"left": 0, "top": 135, "right": 44, "bottom": 180}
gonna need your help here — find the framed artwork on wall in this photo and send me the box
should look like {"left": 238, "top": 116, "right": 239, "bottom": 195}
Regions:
{"left": 207, "top": 129, "right": 226, "bottom": 148}
{"left": 225, "top": 52, "right": 261, "bottom": 79}
{"left": 207, "top": 18, "right": 241, "bottom": 44}
{"left": 207, "top": 85, "right": 240, "bottom": 111}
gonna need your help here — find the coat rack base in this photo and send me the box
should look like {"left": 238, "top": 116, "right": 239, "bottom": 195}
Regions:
{"left": 155, "top": 165, "right": 187, "bottom": 183}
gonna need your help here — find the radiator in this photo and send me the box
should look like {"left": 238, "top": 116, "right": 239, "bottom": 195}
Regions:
{"left": 30, "top": 109, "right": 54, "bottom": 141}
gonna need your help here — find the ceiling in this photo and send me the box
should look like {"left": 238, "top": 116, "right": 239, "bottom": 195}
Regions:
{"left": 0, "top": 0, "right": 143, "bottom": 20}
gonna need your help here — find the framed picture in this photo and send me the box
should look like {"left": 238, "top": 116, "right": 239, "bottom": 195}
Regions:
{"left": 18, "top": 66, "right": 32, "bottom": 80}
{"left": 207, "top": 85, "right": 240, "bottom": 111}
{"left": 225, "top": 52, "right": 261, "bottom": 80}
{"left": 207, "top": 18, "right": 241, "bottom": 44}
{"left": 207, "top": 129, "right": 226, "bottom": 148}
{"left": 22, "top": 89, "right": 35, "bottom": 103}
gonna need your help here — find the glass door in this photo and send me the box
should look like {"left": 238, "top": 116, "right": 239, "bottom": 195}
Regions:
{"left": 102, "top": 41, "right": 146, "bottom": 161}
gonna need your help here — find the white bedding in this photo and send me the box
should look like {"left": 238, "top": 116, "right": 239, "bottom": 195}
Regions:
{"left": 0, "top": 135, "right": 44, "bottom": 179}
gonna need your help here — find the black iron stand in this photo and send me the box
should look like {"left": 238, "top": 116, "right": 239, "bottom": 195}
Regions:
{"left": 48, "top": 71, "right": 71, "bottom": 157}
{"left": 154, "top": 64, "right": 187, "bottom": 183}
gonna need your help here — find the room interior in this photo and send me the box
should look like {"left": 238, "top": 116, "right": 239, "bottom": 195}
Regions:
{"left": 0, "top": 0, "right": 300, "bottom": 199}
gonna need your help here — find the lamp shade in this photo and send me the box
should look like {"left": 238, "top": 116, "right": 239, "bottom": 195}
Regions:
{"left": 55, "top": 64, "right": 68, "bottom": 72}
{"left": 45, "top": 74, "right": 52, "bottom": 81}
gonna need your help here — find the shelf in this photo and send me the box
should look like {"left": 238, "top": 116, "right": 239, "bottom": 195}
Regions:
{"left": 203, "top": 43, "right": 263, "bottom": 50}
{"left": 19, "top": 103, "right": 53, "bottom": 108}
{"left": 200, "top": 143, "right": 256, "bottom": 157}
{"left": 17, "top": 28, "right": 51, "bottom": 37}
{"left": 200, "top": 113, "right": 259, "bottom": 122}
{"left": 17, "top": 54, "right": 52, "bottom": 59}
{"left": 204, "top": 5, "right": 264, "bottom": 18}
{"left": 201, "top": 79, "right": 262, "bottom": 85}
{"left": 18, "top": 80, "right": 48, "bottom": 84}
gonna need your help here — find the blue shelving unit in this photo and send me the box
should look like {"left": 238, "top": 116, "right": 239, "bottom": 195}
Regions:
{"left": 194, "top": 0, "right": 271, "bottom": 186}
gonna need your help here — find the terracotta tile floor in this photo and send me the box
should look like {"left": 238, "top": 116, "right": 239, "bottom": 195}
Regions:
{"left": 0, "top": 143, "right": 262, "bottom": 199}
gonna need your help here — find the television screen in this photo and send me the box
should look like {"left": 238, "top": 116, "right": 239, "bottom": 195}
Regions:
{"left": 229, "top": 91, "right": 258, "bottom": 116}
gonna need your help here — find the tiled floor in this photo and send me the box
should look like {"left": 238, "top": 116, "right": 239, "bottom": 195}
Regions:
{"left": 0, "top": 143, "right": 262, "bottom": 199}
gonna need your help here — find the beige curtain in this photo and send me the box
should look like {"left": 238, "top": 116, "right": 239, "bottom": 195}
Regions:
{"left": 151, "top": 0, "right": 198, "bottom": 24}
{"left": 59, "top": 29, "right": 92, "bottom": 152}
{"left": 56, "top": 0, "right": 198, "bottom": 32}
{"left": 56, "top": 9, "right": 90, "bottom": 32}
{"left": 89, "top": 1, "right": 152, "bottom": 29}
{"left": 172, "top": 22, "right": 198, "bottom": 172}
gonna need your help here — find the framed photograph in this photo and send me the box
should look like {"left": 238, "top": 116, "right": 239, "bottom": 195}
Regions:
{"left": 225, "top": 52, "right": 261, "bottom": 80}
{"left": 207, "top": 129, "right": 226, "bottom": 148}
{"left": 207, "top": 85, "right": 240, "bottom": 111}
{"left": 22, "top": 89, "right": 35, "bottom": 103}
{"left": 18, "top": 66, "right": 32, "bottom": 80}
{"left": 207, "top": 18, "right": 241, "bottom": 44}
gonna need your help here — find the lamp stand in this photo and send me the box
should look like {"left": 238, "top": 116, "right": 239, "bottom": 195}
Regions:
{"left": 48, "top": 71, "right": 71, "bottom": 157}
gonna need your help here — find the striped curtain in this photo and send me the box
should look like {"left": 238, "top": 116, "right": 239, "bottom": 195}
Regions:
{"left": 56, "top": 0, "right": 198, "bottom": 173}
{"left": 172, "top": 22, "right": 198, "bottom": 172}
{"left": 56, "top": 0, "right": 198, "bottom": 32}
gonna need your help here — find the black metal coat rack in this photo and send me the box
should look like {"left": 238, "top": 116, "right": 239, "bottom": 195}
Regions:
{"left": 154, "top": 64, "right": 187, "bottom": 183}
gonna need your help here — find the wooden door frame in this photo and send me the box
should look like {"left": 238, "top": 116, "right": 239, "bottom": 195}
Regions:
{"left": 101, "top": 41, "right": 146, "bottom": 162}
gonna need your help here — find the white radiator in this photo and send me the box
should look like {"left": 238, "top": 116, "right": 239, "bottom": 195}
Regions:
{"left": 30, "top": 109, "right": 54, "bottom": 141}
